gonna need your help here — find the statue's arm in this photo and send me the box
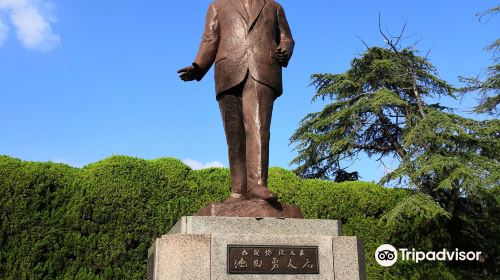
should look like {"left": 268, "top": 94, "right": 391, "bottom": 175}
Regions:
{"left": 193, "top": 2, "right": 220, "bottom": 81}
{"left": 276, "top": 3, "right": 294, "bottom": 67}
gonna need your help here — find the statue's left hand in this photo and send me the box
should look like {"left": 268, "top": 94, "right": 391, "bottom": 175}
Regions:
{"left": 275, "top": 48, "right": 290, "bottom": 67}
{"left": 177, "top": 65, "right": 198, "bottom": 82}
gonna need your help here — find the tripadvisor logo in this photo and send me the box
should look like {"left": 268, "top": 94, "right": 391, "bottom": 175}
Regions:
{"left": 375, "top": 244, "right": 398, "bottom": 267}
{"left": 375, "top": 244, "right": 482, "bottom": 267}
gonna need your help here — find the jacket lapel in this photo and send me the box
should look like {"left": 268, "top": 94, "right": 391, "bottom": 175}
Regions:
{"left": 248, "top": 0, "right": 265, "bottom": 31}
{"left": 228, "top": 0, "right": 248, "bottom": 22}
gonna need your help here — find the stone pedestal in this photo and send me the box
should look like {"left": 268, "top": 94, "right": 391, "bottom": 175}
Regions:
{"left": 148, "top": 216, "right": 366, "bottom": 280}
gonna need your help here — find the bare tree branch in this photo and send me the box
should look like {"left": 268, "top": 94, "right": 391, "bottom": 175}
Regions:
{"left": 378, "top": 13, "right": 427, "bottom": 118}
{"left": 356, "top": 35, "right": 370, "bottom": 50}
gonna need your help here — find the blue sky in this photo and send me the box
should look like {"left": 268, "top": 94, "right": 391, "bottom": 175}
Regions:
{"left": 0, "top": 0, "right": 498, "bottom": 182}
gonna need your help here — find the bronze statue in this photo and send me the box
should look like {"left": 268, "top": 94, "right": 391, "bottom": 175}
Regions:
{"left": 178, "top": 0, "right": 299, "bottom": 216}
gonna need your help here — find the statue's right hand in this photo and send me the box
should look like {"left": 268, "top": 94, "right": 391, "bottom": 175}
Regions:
{"left": 177, "top": 65, "right": 197, "bottom": 82}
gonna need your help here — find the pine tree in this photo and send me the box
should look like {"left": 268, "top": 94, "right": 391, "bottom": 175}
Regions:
{"left": 460, "top": 6, "right": 499, "bottom": 115}
{"left": 290, "top": 35, "right": 500, "bottom": 273}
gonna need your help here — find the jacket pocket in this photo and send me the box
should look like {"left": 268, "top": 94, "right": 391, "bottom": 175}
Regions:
{"left": 215, "top": 54, "right": 227, "bottom": 64}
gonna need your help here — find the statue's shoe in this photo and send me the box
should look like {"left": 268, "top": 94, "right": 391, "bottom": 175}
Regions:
{"left": 223, "top": 192, "right": 249, "bottom": 204}
{"left": 248, "top": 185, "right": 278, "bottom": 203}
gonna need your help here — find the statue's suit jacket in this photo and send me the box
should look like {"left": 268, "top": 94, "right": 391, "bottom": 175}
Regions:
{"left": 193, "top": 0, "right": 294, "bottom": 96}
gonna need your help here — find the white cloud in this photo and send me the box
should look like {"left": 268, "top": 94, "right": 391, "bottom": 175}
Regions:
{"left": 0, "top": 18, "right": 7, "bottom": 46}
{"left": 183, "top": 159, "right": 225, "bottom": 170}
{"left": 0, "top": 0, "right": 60, "bottom": 51}
{"left": 51, "top": 158, "right": 83, "bottom": 168}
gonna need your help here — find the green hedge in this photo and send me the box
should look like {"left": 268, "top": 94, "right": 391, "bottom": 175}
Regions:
{"left": 0, "top": 155, "right": 492, "bottom": 279}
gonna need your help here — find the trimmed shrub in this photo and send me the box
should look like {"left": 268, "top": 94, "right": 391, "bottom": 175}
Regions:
{"left": 0, "top": 156, "right": 78, "bottom": 279}
{"left": 0, "top": 155, "right": 494, "bottom": 279}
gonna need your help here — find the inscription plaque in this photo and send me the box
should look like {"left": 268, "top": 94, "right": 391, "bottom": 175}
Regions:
{"left": 227, "top": 245, "right": 319, "bottom": 274}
